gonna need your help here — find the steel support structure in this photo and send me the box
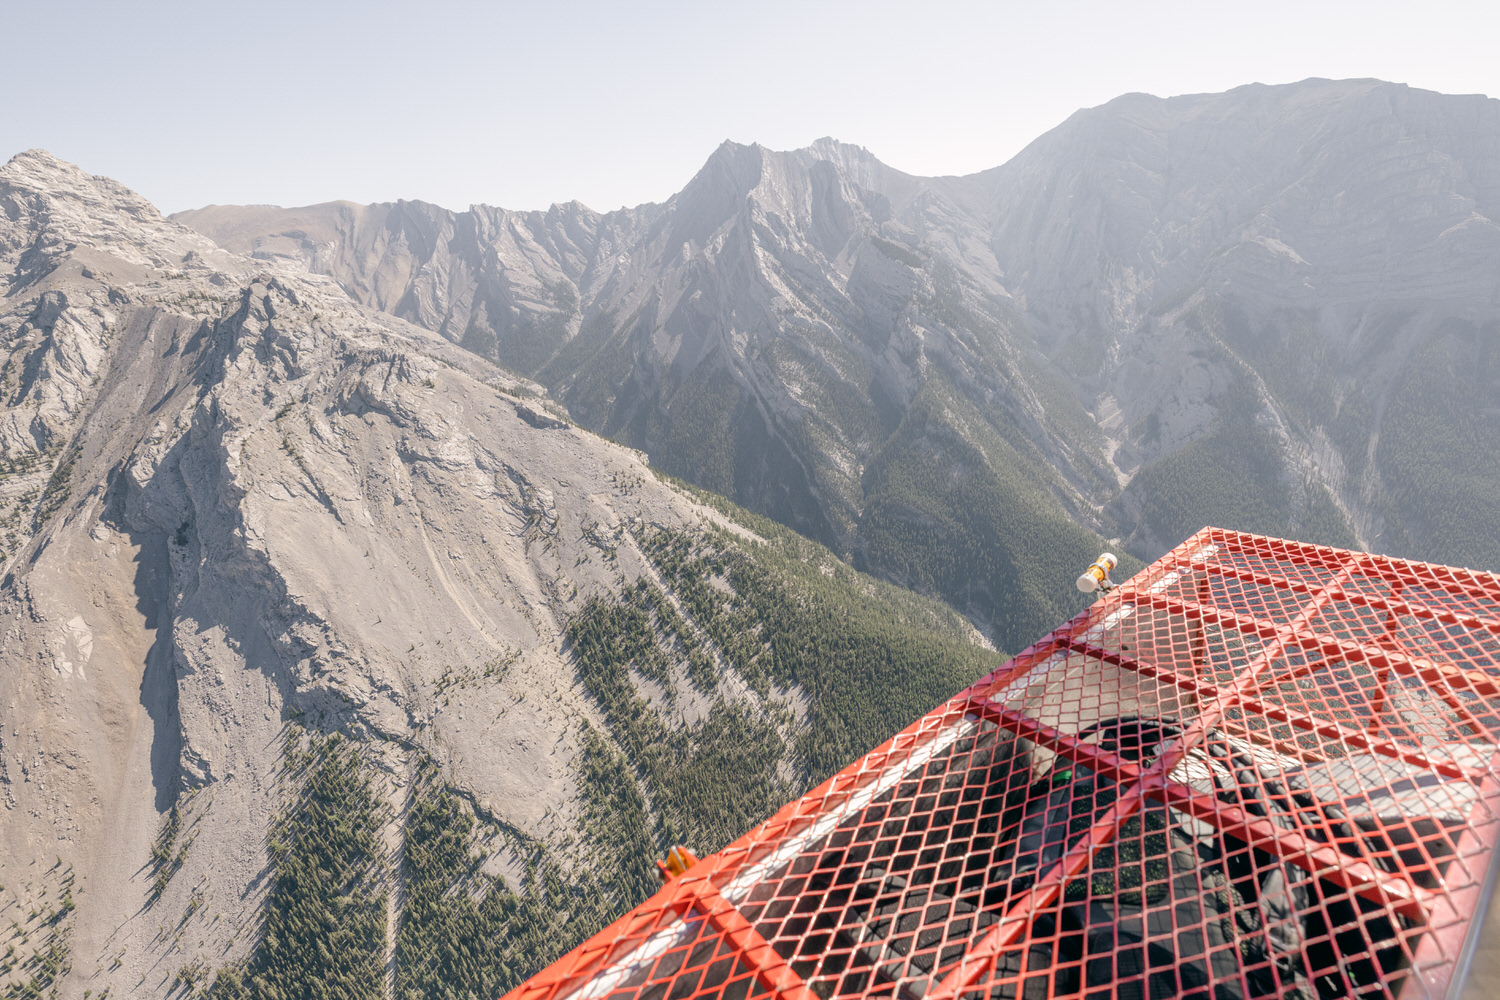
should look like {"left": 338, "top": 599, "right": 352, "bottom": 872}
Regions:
{"left": 505, "top": 529, "right": 1500, "bottom": 1000}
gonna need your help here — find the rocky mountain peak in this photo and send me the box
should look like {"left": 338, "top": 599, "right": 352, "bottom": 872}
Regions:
{"left": 3, "top": 148, "right": 163, "bottom": 230}
{"left": 660, "top": 139, "right": 766, "bottom": 245}
{"left": 798, "top": 136, "right": 911, "bottom": 194}
{"left": 3, "top": 147, "right": 104, "bottom": 187}
{"left": 1, "top": 148, "right": 247, "bottom": 294}
{"left": 985, "top": 78, "right": 1500, "bottom": 324}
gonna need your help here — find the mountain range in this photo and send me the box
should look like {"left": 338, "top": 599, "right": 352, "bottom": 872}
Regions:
{"left": 177, "top": 77, "right": 1500, "bottom": 654}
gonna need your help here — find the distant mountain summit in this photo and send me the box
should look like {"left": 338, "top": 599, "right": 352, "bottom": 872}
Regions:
{"left": 177, "top": 78, "right": 1500, "bottom": 649}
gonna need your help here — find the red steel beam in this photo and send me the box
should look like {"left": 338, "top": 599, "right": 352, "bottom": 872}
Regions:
{"left": 506, "top": 869, "right": 819, "bottom": 1000}
{"left": 1058, "top": 636, "right": 1482, "bottom": 782}
{"left": 1204, "top": 557, "right": 1500, "bottom": 639}
{"left": 683, "top": 875, "right": 819, "bottom": 1000}
{"left": 502, "top": 882, "right": 700, "bottom": 1000}
{"left": 964, "top": 695, "right": 1142, "bottom": 787}
{"left": 1134, "top": 588, "right": 1500, "bottom": 702}
{"left": 1067, "top": 640, "right": 1336, "bottom": 768}
{"left": 1212, "top": 530, "right": 1500, "bottom": 609}
{"left": 966, "top": 695, "right": 1432, "bottom": 921}
{"left": 1406, "top": 752, "right": 1500, "bottom": 998}
{"left": 931, "top": 554, "right": 1370, "bottom": 997}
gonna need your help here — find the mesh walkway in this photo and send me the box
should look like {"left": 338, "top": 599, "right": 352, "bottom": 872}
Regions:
{"left": 507, "top": 528, "right": 1500, "bottom": 1000}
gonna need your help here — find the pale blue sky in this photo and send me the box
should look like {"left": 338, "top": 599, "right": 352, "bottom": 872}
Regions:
{"left": 3, "top": 0, "right": 1496, "bottom": 214}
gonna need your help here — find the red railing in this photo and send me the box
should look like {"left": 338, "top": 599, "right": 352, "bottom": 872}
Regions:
{"left": 506, "top": 528, "right": 1500, "bottom": 1000}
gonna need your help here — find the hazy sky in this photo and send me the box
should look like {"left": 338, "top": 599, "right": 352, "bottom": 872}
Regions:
{"left": 3, "top": 0, "right": 1496, "bottom": 214}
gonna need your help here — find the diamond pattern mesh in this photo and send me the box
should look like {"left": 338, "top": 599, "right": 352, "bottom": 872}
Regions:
{"left": 508, "top": 529, "right": 1500, "bottom": 1000}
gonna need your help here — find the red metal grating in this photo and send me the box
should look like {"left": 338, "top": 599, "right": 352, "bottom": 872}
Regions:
{"left": 506, "top": 529, "right": 1500, "bottom": 1000}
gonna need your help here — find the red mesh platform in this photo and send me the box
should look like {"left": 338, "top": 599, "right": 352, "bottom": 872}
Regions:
{"left": 507, "top": 529, "right": 1500, "bottom": 1000}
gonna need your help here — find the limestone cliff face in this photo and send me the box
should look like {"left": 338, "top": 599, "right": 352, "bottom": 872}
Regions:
{"left": 0, "top": 150, "right": 758, "bottom": 995}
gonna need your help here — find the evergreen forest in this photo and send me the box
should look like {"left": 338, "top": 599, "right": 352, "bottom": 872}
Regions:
{"left": 181, "top": 491, "right": 1011, "bottom": 997}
